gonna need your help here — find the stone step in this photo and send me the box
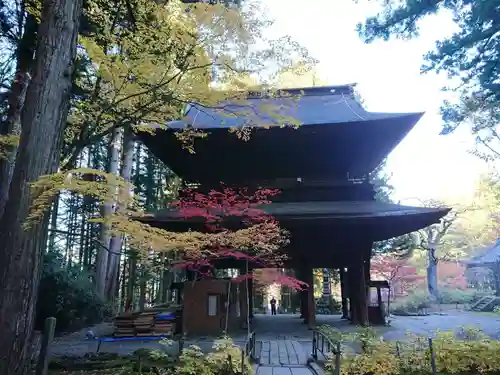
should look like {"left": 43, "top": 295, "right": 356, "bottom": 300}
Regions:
{"left": 470, "top": 296, "right": 497, "bottom": 312}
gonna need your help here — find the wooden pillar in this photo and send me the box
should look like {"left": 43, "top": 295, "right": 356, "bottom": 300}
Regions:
{"left": 346, "top": 266, "right": 358, "bottom": 324}
{"left": 376, "top": 287, "right": 382, "bottom": 307}
{"left": 248, "top": 273, "right": 254, "bottom": 318}
{"left": 351, "top": 258, "right": 369, "bottom": 326}
{"left": 339, "top": 268, "right": 349, "bottom": 319}
{"left": 304, "top": 267, "right": 316, "bottom": 329}
{"left": 238, "top": 265, "right": 252, "bottom": 324}
{"left": 295, "top": 266, "right": 308, "bottom": 320}
{"left": 301, "top": 289, "right": 308, "bottom": 319}
{"left": 364, "top": 258, "right": 371, "bottom": 293}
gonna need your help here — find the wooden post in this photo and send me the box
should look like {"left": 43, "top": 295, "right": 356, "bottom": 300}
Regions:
{"left": 303, "top": 266, "right": 316, "bottom": 329}
{"left": 356, "top": 258, "right": 369, "bottom": 326}
{"left": 347, "top": 266, "right": 358, "bottom": 324}
{"left": 364, "top": 257, "right": 371, "bottom": 298}
{"left": 347, "top": 258, "right": 369, "bottom": 326}
{"left": 35, "top": 317, "right": 57, "bottom": 375}
{"left": 295, "top": 266, "right": 308, "bottom": 321}
{"left": 376, "top": 287, "right": 382, "bottom": 307}
{"left": 301, "top": 289, "right": 307, "bottom": 320}
{"left": 428, "top": 337, "right": 437, "bottom": 375}
{"left": 339, "top": 268, "right": 349, "bottom": 319}
{"left": 248, "top": 273, "right": 254, "bottom": 318}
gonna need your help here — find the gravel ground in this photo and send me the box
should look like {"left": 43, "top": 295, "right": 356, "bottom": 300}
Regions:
{"left": 49, "top": 310, "right": 500, "bottom": 358}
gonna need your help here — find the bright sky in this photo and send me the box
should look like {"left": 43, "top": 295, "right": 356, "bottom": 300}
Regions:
{"left": 263, "top": 0, "right": 489, "bottom": 204}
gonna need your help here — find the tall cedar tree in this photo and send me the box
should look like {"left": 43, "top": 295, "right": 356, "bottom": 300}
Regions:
{"left": 356, "top": 0, "right": 500, "bottom": 159}
{"left": 0, "top": 0, "right": 83, "bottom": 374}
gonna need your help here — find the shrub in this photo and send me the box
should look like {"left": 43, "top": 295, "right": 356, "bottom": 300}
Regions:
{"left": 36, "top": 251, "right": 111, "bottom": 333}
{"left": 437, "top": 287, "right": 476, "bottom": 304}
{"left": 175, "top": 337, "right": 252, "bottom": 375}
{"left": 324, "top": 326, "right": 500, "bottom": 375}
{"left": 47, "top": 337, "right": 252, "bottom": 375}
{"left": 391, "top": 290, "right": 433, "bottom": 315}
{"left": 391, "top": 288, "right": 487, "bottom": 315}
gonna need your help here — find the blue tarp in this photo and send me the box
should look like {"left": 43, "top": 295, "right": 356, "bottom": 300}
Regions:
{"left": 100, "top": 334, "right": 170, "bottom": 343}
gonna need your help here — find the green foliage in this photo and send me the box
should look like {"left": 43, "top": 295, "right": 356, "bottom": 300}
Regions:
{"left": 391, "top": 290, "right": 433, "bottom": 316}
{"left": 356, "top": 0, "right": 500, "bottom": 159}
{"left": 62, "top": 0, "right": 316, "bottom": 167}
{"left": 48, "top": 336, "right": 252, "bottom": 375}
{"left": 36, "top": 251, "right": 111, "bottom": 332}
{"left": 0, "top": 134, "right": 20, "bottom": 159}
{"left": 48, "top": 353, "right": 134, "bottom": 371}
{"left": 132, "top": 347, "right": 174, "bottom": 373}
{"left": 325, "top": 326, "right": 500, "bottom": 375}
{"left": 391, "top": 288, "right": 486, "bottom": 315}
{"left": 318, "top": 325, "right": 381, "bottom": 353}
{"left": 318, "top": 325, "right": 348, "bottom": 345}
{"left": 437, "top": 287, "right": 477, "bottom": 305}
{"left": 175, "top": 337, "right": 252, "bottom": 375}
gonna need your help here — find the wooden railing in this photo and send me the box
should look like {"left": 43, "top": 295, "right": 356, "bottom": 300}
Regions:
{"left": 243, "top": 331, "right": 256, "bottom": 360}
{"left": 312, "top": 329, "right": 341, "bottom": 375}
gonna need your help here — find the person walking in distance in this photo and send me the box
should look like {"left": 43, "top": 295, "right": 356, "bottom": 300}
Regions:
{"left": 270, "top": 296, "right": 277, "bottom": 315}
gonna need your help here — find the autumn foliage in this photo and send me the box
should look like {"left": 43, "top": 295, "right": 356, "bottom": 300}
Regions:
{"left": 252, "top": 268, "right": 308, "bottom": 291}
{"left": 438, "top": 262, "right": 468, "bottom": 289}
{"left": 172, "top": 185, "right": 307, "bottom": 290}
{"left": 371, "top": 255, "right": 424, "bottom": 296}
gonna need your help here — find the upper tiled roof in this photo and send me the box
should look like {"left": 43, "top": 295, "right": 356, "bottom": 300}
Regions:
{"left": 139, "top": 84, "right": 425, "bottom": 184}
{"left": 161, "top": 84, "right": 422, "bottom": 130}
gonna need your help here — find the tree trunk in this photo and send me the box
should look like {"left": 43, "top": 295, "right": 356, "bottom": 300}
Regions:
{"left": 0, "top": 13, "right": 38, "bottom": 218}
{"left": 105, "top": 129, "right": 134, "bottom": 302}
{"left": 0, "top": 0, "right": 83, "bottom": 373}
{"left": 126, "top": 254, "right": 137, "bottom": 311}
{"left": 48, "top": 193, "right": 59, "bottom": 251}
{"left": 427, "top": 247, "right": 439, "bottom": 298}
{"left": 139, "top": 273, "right": 147, "bottom": 311}
{"left": 95, "top": 127, "right": 122, "bottom": 297}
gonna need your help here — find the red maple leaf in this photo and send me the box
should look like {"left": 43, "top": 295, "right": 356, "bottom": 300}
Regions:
{"left": 371, "top": 255, "right": 424, "bottom": 297}
{"left": 170, "top": 185, "right": 304, "bottom": 287}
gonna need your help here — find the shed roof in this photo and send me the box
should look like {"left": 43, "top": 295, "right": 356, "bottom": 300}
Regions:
{"left": 463, "top": 239, "right": 500, "bottom": 267}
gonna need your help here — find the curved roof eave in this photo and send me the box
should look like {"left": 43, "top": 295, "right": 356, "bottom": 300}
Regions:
{"left": 142, "top": 84, "right": 425, "bottom": 131}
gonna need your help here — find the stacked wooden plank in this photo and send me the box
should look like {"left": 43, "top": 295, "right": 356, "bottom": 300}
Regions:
{"left": 113, "top": 308, "right": 183, "bottom": 337}
{"left": 153, "top": 312, "right": 176, "bottom": 335}
{"left": 134, "top": 312, "right": 157, "bottom": 336}
{"left": 113, "top": 312, "right": 156, "bottom": 337}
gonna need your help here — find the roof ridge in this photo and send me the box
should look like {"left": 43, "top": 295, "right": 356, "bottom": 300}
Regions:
{"left": 247, "top": 84, "right": 357, "bottom": 99}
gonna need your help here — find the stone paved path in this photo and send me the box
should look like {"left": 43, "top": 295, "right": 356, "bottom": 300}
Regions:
{"left": 259, "top": 340, "right": 308, "bottom": 366}
{"left": 256, "top": 340, "right": 315, "bottom": 375}
{"left": 256, "top": 366, "right": 314, "bottom": 375}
